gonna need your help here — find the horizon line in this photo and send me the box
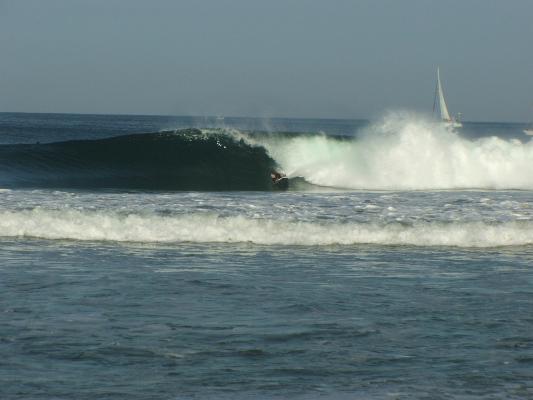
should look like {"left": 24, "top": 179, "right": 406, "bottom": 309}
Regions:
{"left": 0, "top": 110, "right": 529, "bottom": 125}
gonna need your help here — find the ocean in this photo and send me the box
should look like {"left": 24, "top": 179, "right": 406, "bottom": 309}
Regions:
{"left": 1, "top": 112, "right": 532, "bottom": 399}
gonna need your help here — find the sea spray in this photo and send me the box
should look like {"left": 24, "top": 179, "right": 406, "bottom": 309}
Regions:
{"left": 250, "top": 113, "right": 533, "bottom": 190}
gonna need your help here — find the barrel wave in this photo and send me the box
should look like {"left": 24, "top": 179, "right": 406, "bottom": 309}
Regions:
{"left": 0, "top": 129, "right": 278, "bottom": 190}
{"left": 1, "top": 114, "right": 532, "bottom": 191}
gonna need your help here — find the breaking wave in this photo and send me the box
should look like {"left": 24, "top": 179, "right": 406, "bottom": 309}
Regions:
{"left": 1, "top": 114, "right": 532, "bottom": 191}
{"left": 1, "top": 208, "right": 532, "bottom": 248}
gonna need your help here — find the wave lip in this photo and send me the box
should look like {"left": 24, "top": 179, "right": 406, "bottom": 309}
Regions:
{"left": 1, "top": 208, "right": 532, "bottom": 248}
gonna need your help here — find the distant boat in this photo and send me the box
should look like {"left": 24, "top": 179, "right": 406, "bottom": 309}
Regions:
{"left": 433, "top": 67, "right": 462, "bottom": 128}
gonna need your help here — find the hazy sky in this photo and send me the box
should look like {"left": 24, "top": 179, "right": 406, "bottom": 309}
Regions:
{"left": 1, "top": 0, "right": 532, "bottom": 121}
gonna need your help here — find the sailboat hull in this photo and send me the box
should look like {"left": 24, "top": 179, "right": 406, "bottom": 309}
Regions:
{"left": 444, "top": 121, "right": 463, "bottom": 129}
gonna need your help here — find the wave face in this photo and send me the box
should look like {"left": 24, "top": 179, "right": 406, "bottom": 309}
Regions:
{"left": 258, "top": 114, "right": 533, "bottom": 190}
{"left": 1, "top": 208, "right": 532, "bottom": 247}
{"left": 0, "top": 129, "right": 277, "bottom": 190}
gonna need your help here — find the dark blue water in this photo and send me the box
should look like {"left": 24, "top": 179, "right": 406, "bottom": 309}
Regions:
{"left": 1, "top": 112, "right": 532, "bottom": 399}
{"left": 0, "top": 113, "right": 369, "bottom": 145}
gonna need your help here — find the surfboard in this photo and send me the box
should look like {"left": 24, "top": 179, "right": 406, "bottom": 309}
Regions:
{"left": 273, "top": 177, "right": 289, "bottom": 190}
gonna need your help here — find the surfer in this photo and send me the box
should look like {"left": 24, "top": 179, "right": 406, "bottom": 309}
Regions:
{"left": 271, "top": 171, "right": 289, "bottom": 190}
{"left": 271, "top": 171, "right": 283, "bottom": 183}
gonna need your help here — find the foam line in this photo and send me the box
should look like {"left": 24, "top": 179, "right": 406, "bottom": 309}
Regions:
{"left": 1, "top": 209, "right": 532, "bottom": 247}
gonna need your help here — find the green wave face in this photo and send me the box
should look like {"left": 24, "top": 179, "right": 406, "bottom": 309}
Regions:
{"left": 0, "top": 129, "right": 279, "bottom": 191}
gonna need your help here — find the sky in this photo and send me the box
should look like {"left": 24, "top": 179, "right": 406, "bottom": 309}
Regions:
{"left": 1, "top": 0, "right": 532, "bottom": 122}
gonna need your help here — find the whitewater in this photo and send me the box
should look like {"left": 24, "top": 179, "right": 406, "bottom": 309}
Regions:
{"left": 241, "top": 113, "right": 533, "bottom": 190}
{"left": 1, "top": 192, "right": 533, "bottom": 247}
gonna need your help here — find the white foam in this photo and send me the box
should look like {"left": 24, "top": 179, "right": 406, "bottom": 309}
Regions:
{"left": 1, "top": 208, "right": 532, "bottom": 247}
{"left": 252, "top": 113, "right": 533, "bottom": 190}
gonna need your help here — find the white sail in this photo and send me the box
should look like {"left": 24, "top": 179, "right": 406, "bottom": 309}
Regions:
{"left": 433, "top": 67, "right": 462, "bottom": 128}
{"left": 436, "top": 67, "right": 451, "bottom": 121}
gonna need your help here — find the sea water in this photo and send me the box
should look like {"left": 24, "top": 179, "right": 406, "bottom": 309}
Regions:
{"left": 0, "top": 112, "right": 532, "bottom": 399}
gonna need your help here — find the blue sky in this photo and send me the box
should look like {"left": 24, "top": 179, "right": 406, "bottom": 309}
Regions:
{"left": 1, "top": 0, "right": 532, "bottom": 121}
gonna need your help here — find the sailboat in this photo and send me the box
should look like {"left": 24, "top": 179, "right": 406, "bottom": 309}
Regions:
{"left": 433, "top": 67, "right": 462, "bottom": 128}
